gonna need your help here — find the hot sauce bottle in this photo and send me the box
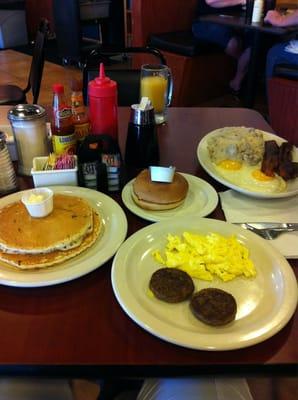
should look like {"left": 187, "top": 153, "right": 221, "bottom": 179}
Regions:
{"left": 51, "top": 83, "right": 76, "bottom": 155}
{"left": 70, "top": 78, "right": 90, "bottom": 142}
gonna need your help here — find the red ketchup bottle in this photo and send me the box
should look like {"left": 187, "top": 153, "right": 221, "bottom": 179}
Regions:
{"left": 88, "top": 63, "right": 118, "bottom": 140}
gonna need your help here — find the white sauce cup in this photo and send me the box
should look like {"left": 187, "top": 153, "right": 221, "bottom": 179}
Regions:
{"left": 21, "top": 187, "right": 54, "bottom": 218}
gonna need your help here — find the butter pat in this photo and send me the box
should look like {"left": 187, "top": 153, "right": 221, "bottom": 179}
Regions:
{"left": 21, "top": 188, "right": 54, "bottom": 218}
{"left": 150, "top": 166, "right": 176, "bottom": 183}
{"left": 28, "top": 193, "right": 44, "bottom": 204}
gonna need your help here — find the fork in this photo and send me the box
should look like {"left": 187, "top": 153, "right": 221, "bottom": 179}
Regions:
{"left": 237, "top": 223, "right": 298, "bottom": 240}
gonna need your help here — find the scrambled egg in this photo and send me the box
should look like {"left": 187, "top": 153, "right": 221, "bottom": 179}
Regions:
{"left": 152, "top": 232, "right": 256, "bottom": 282}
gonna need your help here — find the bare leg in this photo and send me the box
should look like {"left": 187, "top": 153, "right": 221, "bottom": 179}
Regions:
{"left": 225, "top": 36, "right": 242, "bottom": 59}
{"left": 229, "top": 47, "right": 251, "bottom": 91}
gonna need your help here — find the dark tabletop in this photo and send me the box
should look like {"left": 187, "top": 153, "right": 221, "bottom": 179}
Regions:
{"left": 0, "top": 107, "right": 297, "bottom": 378}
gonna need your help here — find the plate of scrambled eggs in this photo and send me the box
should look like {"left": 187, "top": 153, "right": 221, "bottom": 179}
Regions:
{"left": 111, "top": 216, "right": 297, "bottom": 350}
{"left": 197, "top": 127, "right": 298, "bottom": 199}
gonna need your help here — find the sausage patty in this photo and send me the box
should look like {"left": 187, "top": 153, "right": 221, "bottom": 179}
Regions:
{"left": 190, "top": 288, "right": 237, "bottom": 326}
{"left": 149, "top": 268, "right": 195, "bottom": 303}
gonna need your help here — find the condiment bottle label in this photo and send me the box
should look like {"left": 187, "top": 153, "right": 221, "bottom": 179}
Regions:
{"left": 71, "top": 92, "right": 85, "bottom": 114}
{"left": 54, "top": 107, "right": 72, "bottom": 121}
{"left": 53, "top": 107, "right": 74, "bottom": 133}
{"left": 74, "top": 122, "right": 90, "bottom": 141}
{"left": 81, "top": 161, "right": 98, "bottom": 189}
{"left": 52, "top": 133, "right": 76, "bottom": 155}
{"left": 102, "top": 153, "right": 121, "bottom": 191}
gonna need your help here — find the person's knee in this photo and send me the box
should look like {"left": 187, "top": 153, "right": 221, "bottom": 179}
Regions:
{"left": 225, "top": 36, "right": 242, "bottom": 58}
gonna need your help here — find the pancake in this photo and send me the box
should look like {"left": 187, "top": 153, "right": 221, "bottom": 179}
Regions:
{"left": 0, "top": 194, "right": 93, "bottom": 254}
{"left": 0, "top": 211, "right": 101, "bottom": 269}
{"left": 132, "top": 169, "right": 189, "bottom": 210}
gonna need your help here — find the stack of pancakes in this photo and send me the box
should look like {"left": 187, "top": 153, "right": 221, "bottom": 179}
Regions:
{"left": 0, "top": 194, "right": 101, "bottom": 269}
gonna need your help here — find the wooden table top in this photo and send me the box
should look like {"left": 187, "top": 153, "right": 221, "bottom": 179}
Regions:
{"left": 0, "top": 107, "right": 297, "bottom": 378}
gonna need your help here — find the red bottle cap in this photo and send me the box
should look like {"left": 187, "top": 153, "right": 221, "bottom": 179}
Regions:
{"left": 88, "top": 63, "right": 117, "bottom": 97}
{"left": 52, "top": 83, "right": 64, "bottom": 94}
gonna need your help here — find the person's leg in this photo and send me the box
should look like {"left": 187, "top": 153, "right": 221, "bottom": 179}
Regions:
{"left": 266, "top": 41, "right": 298, "bottom": 81}
{"left": 193, "top": 21, "right": 250, "bottom": 92}
{"left": 225, "top": 36, "right": 243, "bottom": 59}
{"left": 192, "top": 21, "right": 234, "bottom": 49}
{"left": 136, "top": 378, "right": 218, "bottom": 400}
{"left": 229, "top": 47, "right": 251, "bottom": 91}
{"left": 136, "top": 378, "right": 255, "bottom": 400}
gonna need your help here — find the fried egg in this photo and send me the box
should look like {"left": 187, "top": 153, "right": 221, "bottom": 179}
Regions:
{"left": 214, "top": 160, "right": 286, "bottom": 193}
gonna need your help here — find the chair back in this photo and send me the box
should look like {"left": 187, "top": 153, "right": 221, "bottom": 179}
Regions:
{"left": 53, "top": 0, "right": 83, "bottom": 64}
{"left": 24, "top": 18, "right": 49, "bottom": 104}
{"left": 53, "top": 0, "right": 104, "bottom": 66}
{"left": 82, "top": 46, "right": 166, "bottom": 106}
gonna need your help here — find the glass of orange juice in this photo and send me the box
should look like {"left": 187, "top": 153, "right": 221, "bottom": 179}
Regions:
{"left": 140, "top": 64, "right": 173, "bottom": 124}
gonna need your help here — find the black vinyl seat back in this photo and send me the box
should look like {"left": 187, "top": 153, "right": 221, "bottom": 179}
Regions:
{"left": 82, "top": 46, "right": 166, "bottom": 106}
{"left": 53, "top": 0, "right": 104, "bottom": 66}
{"left": 26, "top": 19, "right": 49, "bottom": 104}
{"left": 0, "top": 18, "right": 49, "bottom": 106}
{"left": 53, "top": 0, "right": 83, "bottom": 64}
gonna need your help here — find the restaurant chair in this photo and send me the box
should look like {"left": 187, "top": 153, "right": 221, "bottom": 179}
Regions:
{"left": 53, "top": 0, "right": 98, "bottom": 67}
{"left": 268, "top": 64, "right": 298, "bottom": 146}
{"left": 130, "top": 0, "right": 235, "bottom": 106}
{"left": 53, "top": 0, "right": 116, "bottom": 68}
{"left": 0, "top": 18, "right": 49, "bottom": 105}
{"left": 82, "top": 46, "right": 166, "bottom": 106}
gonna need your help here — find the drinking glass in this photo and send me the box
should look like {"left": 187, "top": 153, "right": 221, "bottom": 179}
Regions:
{"left": 140, "top": 64, "right": 173, "bottom": 124}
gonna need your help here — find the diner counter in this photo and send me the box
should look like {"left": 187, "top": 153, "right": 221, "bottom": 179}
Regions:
{"left": 0, "top": 107, "right": 297, "bottom": 378}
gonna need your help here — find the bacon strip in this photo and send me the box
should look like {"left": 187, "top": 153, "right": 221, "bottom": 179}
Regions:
{"left": 261, "top": 140, "right": 280, "bottom": 177}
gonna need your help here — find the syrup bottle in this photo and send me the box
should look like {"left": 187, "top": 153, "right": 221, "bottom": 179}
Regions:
{"left": 125, "top": 97, "right": 159, "bottom": 177}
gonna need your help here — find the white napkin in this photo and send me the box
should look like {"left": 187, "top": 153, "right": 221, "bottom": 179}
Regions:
{"left": 285, "top": 40, "right": 298, "bottom": 54}
{"left": 219, "top": 190, "right": 298, "bottom": 259}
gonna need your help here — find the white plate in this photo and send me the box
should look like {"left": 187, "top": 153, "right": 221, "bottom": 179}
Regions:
{"left": 197, "top": 129, "right": 298, "bottom": 199}
{"left": 0, "top": 186, "right": 127, "bottom": 288}
{"left": 121, "top": 173, "right": 218, "bottom": 222}
{"left": 111, "top": 216, "right": 297, "bottom": 351}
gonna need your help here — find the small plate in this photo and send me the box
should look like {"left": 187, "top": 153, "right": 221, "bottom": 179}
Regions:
{"left": 121, "top": 173, "right": 218, "bottom": 222}
{"left": 197, "top": 129, "right": 298, "bottom": 199}
{"left": 111, "top": 216, "right": 298, "bottom": 351}
{"left": 0, "top": 186, "right": 127, "bottom": 287}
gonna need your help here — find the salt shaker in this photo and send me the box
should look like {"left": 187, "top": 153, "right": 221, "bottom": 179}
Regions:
{"left": 0, "top": 132, "right": 18, "bottom": 195}
{"left": 125, "top": 97, "right": 159, "bottom": 172}
{"left": 8, "top": 104, "right": 49, "bottom": 176}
